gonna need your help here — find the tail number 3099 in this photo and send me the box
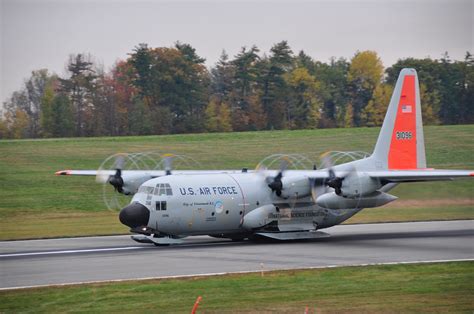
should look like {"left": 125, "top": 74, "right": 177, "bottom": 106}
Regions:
{"left": 396, "top": 131, "right": 413, "bottom": 140}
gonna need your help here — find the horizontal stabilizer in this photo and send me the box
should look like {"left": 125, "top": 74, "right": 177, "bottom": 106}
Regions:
{"left": 366, "top": 169, "right": 474, "bottom": 182}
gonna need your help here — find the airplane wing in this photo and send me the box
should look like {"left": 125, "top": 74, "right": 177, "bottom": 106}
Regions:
{"left": 55, "top": 170, "right": 106, "bottom": 176}
{"left": 304, "top": 169, "right": 473, "bottom": 182}
{"left": 54, "top": 169, "right": 245, "bottom": 177}
{"left": 55, "top": 168, "right": 473, "bottom": 182}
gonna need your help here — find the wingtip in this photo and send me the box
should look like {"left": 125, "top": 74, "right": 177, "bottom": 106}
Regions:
{"left": 55, "top": 170, "right": 71, "bottom": 176}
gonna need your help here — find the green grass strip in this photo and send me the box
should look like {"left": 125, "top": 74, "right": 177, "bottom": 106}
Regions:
{"left": 1, "top": 261, "right": 473, "bottom": 313}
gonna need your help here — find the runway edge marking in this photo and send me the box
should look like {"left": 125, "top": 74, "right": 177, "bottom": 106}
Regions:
{"left": 1, "top": 258, "right": 473, "bottom": 291}
{"left": 0, "top": 246, "right": 144, "bottom": 258}
{"left": 0, "top": 240, "right": 236, "bottom": 258}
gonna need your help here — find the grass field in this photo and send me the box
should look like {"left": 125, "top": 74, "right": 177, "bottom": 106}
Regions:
{"left": 1, "top": 262, "right": 472, "bottom": 313}
{"left": 0, "top": 125, "right": 473, "bottom": 240}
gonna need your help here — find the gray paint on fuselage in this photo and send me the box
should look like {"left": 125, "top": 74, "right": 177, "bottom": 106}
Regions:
{"left": 132, "top": 172, "right": 362, "bottom": 237}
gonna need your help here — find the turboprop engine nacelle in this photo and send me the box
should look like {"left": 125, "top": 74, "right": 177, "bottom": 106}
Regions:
{"left": 242, "top": 204, "right": 277, "bottom": 229}
{"left": 121, "top": 173, "right": 154, "bottom": 195}
{"left": 340, "top": 172, "right": 382, "bottom": 198}
{"left": 316, "top": 191, "right": 397, "bottom": 210}
{"left": 280, "top": 177, "right": 311, "bottom": 199}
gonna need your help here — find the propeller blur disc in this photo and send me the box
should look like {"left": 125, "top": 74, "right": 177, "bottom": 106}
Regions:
{"left": 312, "top": 151, "right": 371, "bottom": 212}
{"left": 96, "top": 151, "right": 201, "bottom": 210}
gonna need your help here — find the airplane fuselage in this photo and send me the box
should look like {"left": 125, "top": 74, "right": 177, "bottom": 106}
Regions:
{"left": 130, "top": 173, "right": 361, "bottom": 238}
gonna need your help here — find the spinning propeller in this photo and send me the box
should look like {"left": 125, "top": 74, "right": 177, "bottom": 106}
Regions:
{"left": 267, "top": 158, "right": 289, "bottom": 197}
{"left": 96, "top": 152, "right": 201, "bottom": 210}
{"left": 162, "top": 154, "right": 174, "bottom": 176}
{"left": 257, "top": 154, "right": 315, "bottom": 200}
{"left": 326, "top": 168, "right": 343, "bottom": 195}
{"left": 319, "top": 152, "right": 356, "bottom": 196}
{"left": 108, "top": 155, "right": 125, "bottom": 193}
{"left": 311, "top": 151, "right": 387, "bottom": 211}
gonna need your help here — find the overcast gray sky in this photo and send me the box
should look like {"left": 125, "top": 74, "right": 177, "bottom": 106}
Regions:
{"left": 1, "top": 0, "right": 472, "bottom": 106}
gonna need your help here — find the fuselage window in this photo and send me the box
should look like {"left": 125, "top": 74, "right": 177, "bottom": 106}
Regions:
{"left": 139, "top": 186, "right": 154, "bottom": 194}
{"left": 154, "top": 183, "right": 172, "bottom": 196}
{"left": 155, "top": 201, "right": 167, "bottom": 210}
{"left": 165, "top": 183, "right": 173, "bottom": 195}
{"left": 154, "top": 184, "right": 163, "bottom": 195}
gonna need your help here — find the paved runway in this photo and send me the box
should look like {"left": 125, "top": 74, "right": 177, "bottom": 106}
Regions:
{"left": 1, "top": 220, "right": 473, "bottom": 290}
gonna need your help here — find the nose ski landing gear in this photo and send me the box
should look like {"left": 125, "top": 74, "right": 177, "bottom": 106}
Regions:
{"left": 131, "top": 234, "right": 184, "bottom": 246}
{"left": 254, "top": 230, "right": 330, "bottom": 241}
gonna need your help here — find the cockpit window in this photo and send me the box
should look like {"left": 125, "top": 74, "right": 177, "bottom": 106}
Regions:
{"left": 138, "top": 186, "right": 154, "bottom": 194}
{"left": 154, "top": 183, "right": 173, "bottom": 196}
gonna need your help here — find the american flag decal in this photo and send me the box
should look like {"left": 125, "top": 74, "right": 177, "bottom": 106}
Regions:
{"left": 402, "top": 104, "right": 412, "bottom": 113}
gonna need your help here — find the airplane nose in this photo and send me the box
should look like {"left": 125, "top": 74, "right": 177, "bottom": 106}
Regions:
{"left": 119, "top": 202, "right": 150, "bottom": 228}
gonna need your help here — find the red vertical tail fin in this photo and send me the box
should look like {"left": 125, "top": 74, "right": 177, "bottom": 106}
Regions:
{"left": 372, "top": 68, "right": 426, "bottom": 170}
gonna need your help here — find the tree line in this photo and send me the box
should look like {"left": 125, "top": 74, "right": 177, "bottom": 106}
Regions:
{"left": 1, "top": 41, "right": 472, "bottom": 139}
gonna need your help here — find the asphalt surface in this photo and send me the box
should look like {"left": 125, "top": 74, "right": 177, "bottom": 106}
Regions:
{"left": 1, "top": 220, "right": 473, "bottom": 290}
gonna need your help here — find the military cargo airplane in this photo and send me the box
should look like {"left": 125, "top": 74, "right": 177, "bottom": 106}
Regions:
{"left": 56, "top": 69, "right": 473, "bottom": 245}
